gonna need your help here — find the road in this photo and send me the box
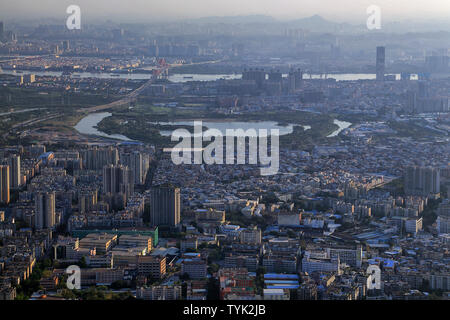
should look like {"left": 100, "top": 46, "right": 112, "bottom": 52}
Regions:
{"left": 78, "top": 73, "right": 158, "bottom": 113}
{"left": 2, "top": 113, "right": 63, "bottom": 139}
{"left": 78, "top": 58, "right": 224, "bottom": 114}
{"left": 0, "top": 54, "right": 57, "bottom": 64}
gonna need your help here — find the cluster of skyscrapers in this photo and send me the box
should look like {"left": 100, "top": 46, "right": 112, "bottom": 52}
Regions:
{"left": 0, "top": 155, "right": 23, "bottom": 204}
{"left": 34, "top": 192, "right": 56, "bottom": 230}
{"left": 404, "top": 166, "right": 440, "bottom": 196}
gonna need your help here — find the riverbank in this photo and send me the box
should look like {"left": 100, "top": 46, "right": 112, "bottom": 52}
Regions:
{"left": 73, "top": 108, "right": 348, "bottom": 149}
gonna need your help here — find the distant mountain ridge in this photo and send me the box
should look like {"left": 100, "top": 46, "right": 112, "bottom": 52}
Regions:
{"left": 183, "top": 14, "right": 450, "bottom": 33}
{"left": 184, "top": 14, "right": 363, "bottom": 33}
{"left": 286, "top": 14, "right": 357, "bottom": 32}
{"left": 188, "top": 14, "right": 277, "bottom": 24}
{"left": 10, "top": 14, "right": 450, "bottom": 34}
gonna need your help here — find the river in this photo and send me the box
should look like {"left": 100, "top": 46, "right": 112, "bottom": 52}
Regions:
{"left": 327, "top": 119, "right": 352, "bottom": 137}
{"left": 74, "top": 112, "right": 350, "bottom": 141}
{"left": 74, "top": 112, "right": 133, "bottom": 141}
{"left": 1, "top": 69, "right": 418, "bottom": 82}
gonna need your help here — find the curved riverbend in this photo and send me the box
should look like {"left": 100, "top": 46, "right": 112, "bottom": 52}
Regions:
{"left": 327, "top": 119, "right": 352, "bottom": 137}
{"left": 74, "top": 112, "right": 133, "bottom": 141}
{"left": 74, "top": 112, "right": 351, "bottom": 141}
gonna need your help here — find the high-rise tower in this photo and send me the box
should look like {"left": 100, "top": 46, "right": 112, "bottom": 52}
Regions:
{"left": 150, "top": 185, "right": 180, "bottom": 227}
{"left": 376, "top": 46, "right": 385, "bottom": 81}
{"left": 35, "top": 192, "right": 56, "bottom": 230}
{"left": 0, "top": 165, "right": 10, "bottom": 204}
{"left": 8, "top": 155, "right": 21, "bottom": 189}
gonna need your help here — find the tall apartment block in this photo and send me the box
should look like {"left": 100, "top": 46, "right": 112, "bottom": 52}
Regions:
{"left": 8, "top": 155, "right": 21, "bottom": 189}
{"left": 376, "top": 46, "right": 385, "bottom": 81}
{"left": 150, "top": 185, "right": 180, "bottom": 227}
{"left": 35, "top": 192, "right": 56, "bottom": 230}
{"left": 103, "top": 164, "right": 134, "bottom": 198}
{"left": 0, "top": 165, "right": 10, "bottom": 204}
{"left": 120, "top": 151, "right": 144, "bottom": 185}
{"left": 404, "top": 166, "right": 440, "bottom": 196}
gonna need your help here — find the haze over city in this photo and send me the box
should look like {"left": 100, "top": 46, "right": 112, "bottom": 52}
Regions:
{"left": 1, "top": 0, "right": 450, "bottom": 24}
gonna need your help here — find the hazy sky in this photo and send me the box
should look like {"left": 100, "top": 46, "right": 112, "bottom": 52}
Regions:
{"left": 1, "top": 0, "right": 450, "bottom": 23}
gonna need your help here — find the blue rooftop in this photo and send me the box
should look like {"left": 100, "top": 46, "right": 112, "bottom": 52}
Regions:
{"left": 264, "top": 274, "right": 299, "bottom": 280}
{"left": 266, "top": 285, "right": 299, "bottom": 289}
{"left": 39, "top": 152, "right": 53, "bottom": 158}
{"left": 265, "top": 280, "right": 299, "bottom": 284}
{"left": 383, "top": 260, "right": 396, "bottom": 268}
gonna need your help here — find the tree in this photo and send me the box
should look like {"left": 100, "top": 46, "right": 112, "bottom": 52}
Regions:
{"left": 111, "top": 280, "right": 128, "bottom": 290}
{"left": 287, "top": 229, "right": 297, "bottom": 238}
{"left": 15, "top": 292, "right": 29, "bottom": 300}
{"left": 261, "top": 192, "right": 278, "bottom": 205}
{"left": 208, "top": 263, "right": 220, "bottom": 274}
{"left": 61, "top": 288, "right": 77, "bottom": 300}
{"left": 179, "top": 273, "right": 190, "bottom": 281}
{"left": 42, "top": 258, "right": 52, "bottom": 269}
{"left": 42, "top": 270, "right": 52, "bottom": 279}
{"left": 116, "top": 291, "right": 135, "bottom": 300}
{"left": 143, "top": 203, "right": 151, "bottom": 223}
{"left": 206, "top": 277, "right": 220, "bottom": 300}
{"left": 207, "top": 248, "right": 223, "bottom": 263}
{"left": 78, "top": 256, "right": 87, "bottom": 268}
